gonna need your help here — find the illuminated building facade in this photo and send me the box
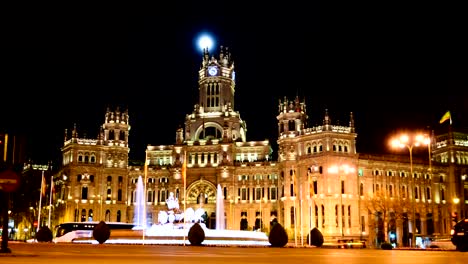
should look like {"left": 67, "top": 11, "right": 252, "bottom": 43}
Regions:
{"left": 53, "top": 47, "right": 468, "bottom": 247}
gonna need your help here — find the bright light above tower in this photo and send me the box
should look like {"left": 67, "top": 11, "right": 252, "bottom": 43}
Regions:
{"left": 197, "top": 34, "right": 214, "bottom": 52}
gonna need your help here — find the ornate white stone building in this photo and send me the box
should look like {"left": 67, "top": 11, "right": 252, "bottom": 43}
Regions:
{"left": 53, "top": 47, "right": 468, "bottom": 248}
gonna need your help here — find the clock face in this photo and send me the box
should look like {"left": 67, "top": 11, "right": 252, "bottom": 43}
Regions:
{"left": 208, "top": 66, "right": 218, "bottom": 76}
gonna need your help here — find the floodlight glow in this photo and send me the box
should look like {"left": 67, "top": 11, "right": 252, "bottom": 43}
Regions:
{"left": 198, "top": 34, "right": 214, "bottom": 51}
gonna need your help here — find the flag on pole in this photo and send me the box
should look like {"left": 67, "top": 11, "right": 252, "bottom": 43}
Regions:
{"left": 41, "top": 173, "right": 47, "bottom": 197}
{"left": 50, "top": 178, "right": 55, "bottom": 194}
{"left": 439, "top": 111, "right": 452, "bottom": 125}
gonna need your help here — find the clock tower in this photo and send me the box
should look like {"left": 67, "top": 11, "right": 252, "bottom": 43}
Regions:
{"left": 198, "top": 46, "right": 236, "bottom": 113}
{"left": 184, "top": 46, "right": 245, "bottom": 143}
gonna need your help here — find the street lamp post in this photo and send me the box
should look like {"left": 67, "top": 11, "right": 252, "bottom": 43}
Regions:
{"left": 391, "top": 133, "right": 428, "bottom": 248}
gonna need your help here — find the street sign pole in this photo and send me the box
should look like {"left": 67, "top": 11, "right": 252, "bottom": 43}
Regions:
{"left": 0, "top": 169, "right": 21, "bottom": 254}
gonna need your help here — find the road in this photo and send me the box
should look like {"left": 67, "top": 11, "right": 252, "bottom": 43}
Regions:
{"left": 0, "top": 242, "right": 466, "bottom": 264}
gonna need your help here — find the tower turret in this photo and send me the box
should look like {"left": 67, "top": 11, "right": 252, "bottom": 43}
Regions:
{"left": 276, "top": 96, "right": 308, "bottom": 137}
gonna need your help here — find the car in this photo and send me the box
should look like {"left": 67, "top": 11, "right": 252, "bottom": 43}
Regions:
{"left": 426, "top": 237, "right": 456, "bottom": 250}
{"left": 451, "top": 218, "right": 468, "bottom": 252}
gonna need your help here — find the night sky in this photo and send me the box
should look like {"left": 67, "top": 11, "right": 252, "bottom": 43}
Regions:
{"left": 2, "top": 4, "right": 467, "bottom": 164}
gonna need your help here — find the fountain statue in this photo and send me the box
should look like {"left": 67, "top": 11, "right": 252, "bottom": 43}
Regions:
{"left": 156, "top": 191, "right": 207, "bottom": 227}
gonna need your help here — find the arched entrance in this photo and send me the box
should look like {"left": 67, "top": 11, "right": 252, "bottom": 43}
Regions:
{"left": 186, "top": 179, "right": 217, "bottom": 228}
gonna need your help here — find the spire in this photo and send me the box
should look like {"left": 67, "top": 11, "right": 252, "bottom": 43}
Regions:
{"left": 349, "top": 112, "right": 355, "bottom": 132}
{"left": 98, "top": 127, "right": 104, "bottom": 141}
{"left": 294, "top": 96, "right": 300, "bottom": 112}
{"left": 323, "top": 109, "right": 330, "bottom": 126}
{"left": 72, "top": 123, "right": 77, "bottom": 138}
{"left": 203, "top": 47, "right": 209, "bottom": 66}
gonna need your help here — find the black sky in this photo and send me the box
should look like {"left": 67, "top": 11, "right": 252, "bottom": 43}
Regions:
{"left": 2, "top": 4, "right": 467, "bottom": 164}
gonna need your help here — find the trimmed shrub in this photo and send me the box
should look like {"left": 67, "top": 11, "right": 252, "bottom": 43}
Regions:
{"left": 306, "top": 227, "right": 324, "bottom": 247}
{"left": 381, "top": 241, "right": 393, "bottom": 250}
{"left": 93, "top": 221, "right": 111, "bottom": 244}
{"left": 188, "top": 223, "right": 205, "bottom": 246}
{"left": 268, "top": 223, "right": 288, "bottom": 247}
{"left": 36, "top": 226, "right": 53, "bottom": 242}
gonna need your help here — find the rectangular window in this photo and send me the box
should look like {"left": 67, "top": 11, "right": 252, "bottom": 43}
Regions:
{"left": 348, "top": 205, "right": 351, "bottom": 228}
{"left": 313, "top": 180, "right": 318, "bottom": 194}
{"left": 241, "top": 188, "right": 247, "bottom": 200}
{"left": 270, "top": 187, "right": 277, "bottom": 200}
{"left": 341, "top": 205, "right": 345, "bottom": 228}
{"left": 341, "top": 180, "right": 345, "bottom": 194}
{"left": 361, "top": 216, "right": 365, "bottom": 232}
{"left": 256, "top": 188, "right": 262, "bottom": 200}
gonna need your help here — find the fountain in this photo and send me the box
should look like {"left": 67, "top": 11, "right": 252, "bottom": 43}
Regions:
{"left": 133, "top": 176, "right": 146, "bottom": 229}
{"left": 216, "top": 184, "right": 225, "bottom": 230}
{"left": 76, "top": 179, "right": 269, "bottom": 246}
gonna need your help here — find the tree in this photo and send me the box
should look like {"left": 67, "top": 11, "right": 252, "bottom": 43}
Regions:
{"left": 188, "top": 222, "right": 205, "bottom": 246}
{"left": 93, "top": 221, "right": 111, "bottom": 244}
{"left": 36, "top": 226, "right": 53, "bottom": 242}
{"left": 268, "top": 223, "right": 288, "bottom": 247}
{"left": 307, "top": 227, "right": 324, "bottom": 247}
{"left": 364, "top": 189, "right": 412, "bottom": 244}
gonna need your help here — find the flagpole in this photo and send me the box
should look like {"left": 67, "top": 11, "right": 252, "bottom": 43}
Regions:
{"left": 183, "top": 151, "right": 187, "bottom": 246}
{"left": 143, "top": 150, "right": 148, "bottom": 244}
{"left": 48, "top": 175, "right": 53, "bottom": 227}
{"left": 293, "top": 169, "right": 297, "bottom": 247}
{"left": 37, "top": 170, "right": 44, "bottom": 232}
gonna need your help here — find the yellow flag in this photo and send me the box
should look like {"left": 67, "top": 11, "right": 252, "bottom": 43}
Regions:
{"left": 41, "top": 174, "right": 47, "bottom": 197}
{"left": 439, "top": 111, "right": 451, "bottom": 124}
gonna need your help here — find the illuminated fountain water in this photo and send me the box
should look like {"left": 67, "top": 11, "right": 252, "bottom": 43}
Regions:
{"left": 133, "top": 176, "right": 146, "bottom": 229}
{"left": 216, "top": 184, "right": 225, "bottom": 230}
{"left": 77, "top": 179, "right": 269, "bottom": 246}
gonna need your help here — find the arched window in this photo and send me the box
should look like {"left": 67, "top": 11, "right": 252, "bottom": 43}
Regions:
{"left": 88, "top": 209, "right": 93, "bottom": 221}
{"left": 117, "top": 210, "right": 121, "bottom": 222}
{"left": 240, "top": 211, "right": 248, "bottom": 230}
{"left": 105, "top": 210, "right": 111, "bottom": 222}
